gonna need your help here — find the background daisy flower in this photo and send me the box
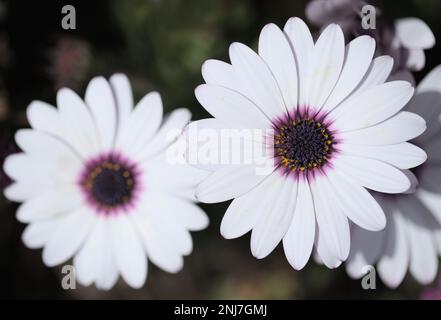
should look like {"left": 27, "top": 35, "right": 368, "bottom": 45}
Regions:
{"left": 306, "top": 0, "right": 436, "bottom": 84}
{"left": 3, "top": 74, "right": 209, "bottom": 290}
{"left": 187, "top": 17, "right": 425, "bottom": 270}
{"left": 346, "top": 65, "right": 441, "bottom": 288}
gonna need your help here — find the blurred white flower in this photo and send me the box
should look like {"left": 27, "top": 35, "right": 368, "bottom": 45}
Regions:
{"left": 187, "top": 17, "right": 425, "bottom": 270}
{"left": 3, "top": 74, "right": 208, "bottom": 290}
{"left": 347, "top": 65, "right": 441, "bottom": 288}
{"left": 306, "top": 0, "right": 435, "bottom": 84}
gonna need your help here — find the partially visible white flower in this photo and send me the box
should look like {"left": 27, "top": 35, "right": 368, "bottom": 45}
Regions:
{"left": 306, "top": 0, "right": 436, "bottom": 84}
{"left": 3, "top": 74, "right": 208, "bottom": 290}
{"left": 347, "top": 65, "right": 441, "bottom": 288}
{"left": 187, "top": 17, "right": 425, "bottom": 270}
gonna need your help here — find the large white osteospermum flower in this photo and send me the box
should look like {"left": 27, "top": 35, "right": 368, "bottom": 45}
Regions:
{"left": 3, "top": 74, "right": 208, "bottom": 290}
{"left": 347, "top": 66, "right": 441, "bottom": 288}
{"left": 188, "top": 17, "right": 426, "bottom": 270}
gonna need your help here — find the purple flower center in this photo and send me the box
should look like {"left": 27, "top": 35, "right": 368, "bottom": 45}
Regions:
{"left": 79, "top": 152, "right": 141, "bottom": 214}
{"left": 272, "top": 108, "right": 338, "bottom": 177}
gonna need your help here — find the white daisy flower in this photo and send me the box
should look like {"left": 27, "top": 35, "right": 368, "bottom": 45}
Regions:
{"left": 3, "top": 74, "right": 209, "bottom": 290}
{"left": 187, "top": 17, "right": 426, "bottom": 270}
{"left": 347, "top": 65, "right": 441, "bottom": 288}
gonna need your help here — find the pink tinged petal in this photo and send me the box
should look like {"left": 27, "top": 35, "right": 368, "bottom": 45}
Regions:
{"left": 283, "top": 181, "right": 315, "bottom": 270}
{"left": 85, "top": 76, "right": 117, "bottom": 151}
{"left": 396, "top": 195, "right": 439, "bottom": 285}
{"left": 333, "top": 155, "right": 411, "bottom": 194}
{"left": 346, "top": 225, "right": 386, "bottom": 279}
{"left": 353, "top": 56, "right": 394, "bottom": 93}
{"left": 26, "top": 101, "right": 60, "bottom": 135}
{"left": 42, "top": 206, "right": 96, "bottom": 267}
{"left": 283, "top": 17, "right": 314, "bottom": 106}
{"left": 304, "top": 24, "right": 345, "bottom": 110}
{"left": 251, "top": 175, "right": 298, "bottom": 259}
{"left": 258, "top": 23, "right": 298, "bottom": 110}
{"left": 314, "top": 226, "right": 342, "bottom": 269}
{"left": 322, "top": 36, "right": 376, "bottom": 113}
{"left": 339, "top": 142, "right": 427, "bottom": 170}
{"left": 22, "top": 218, "right": 61, "bottom": 249}
{"left": 339, "top": 111, "right": 426, "bottom": 145}
{"left": 327, "top": 169, "right": 386, "bottom": 231}
{"left": 116, "top": 92, "right": 163, "bottom": 157}
{"left": 395, "top": 18, "right": 435, "bottom": 50}
{"left": 56, "top": 88, "right": 101, "bottom": 158}
{"left": 74, "top": 218, "right": 119, "bottom": 290}
{"left": 311, "top": 176, "right": 350, "bottom": 261}
{"left": 229, "top": 42, "right": 286, "bottom": 120}
{"left": 16, "top": 186, "right": 83, "bottom": 223}
{"left": 195, "top": 165, "right": 271, "bottom": 204}
{"left": 378, "top": 208, "right": 410, "bottom": 288}
{"left": 195, "top": 84, "right": 270, "bottom": 130}
{"left": 111, "top": 214, "right": 147, "bottom": 289}
{"left": 331, "top": 81, "right": 415, "bottom": 132}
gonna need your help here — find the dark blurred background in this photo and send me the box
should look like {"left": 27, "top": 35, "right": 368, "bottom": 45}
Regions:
{"left": 1, "top": 0, "right": 441, "bottom": 299}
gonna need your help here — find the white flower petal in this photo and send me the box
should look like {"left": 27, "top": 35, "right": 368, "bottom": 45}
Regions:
{"left": 327, "top": 169, "right": 386, "bottom": 231}
{"left": 397, "top": 196, "right": 438, "bottom": 285}
{"left": 339, "top": 142, "right": 427, "bottom": 170}
{"left": 406, "top": 48, "right": 426, "bottom": 71}
{"left": 305, "top": 24, "right": 345, "bottom": 110}
{"left": 417, "top": 189, "right": 441, "bottom": 225}
{"left": 322, "top": 36, "right": 375, "bottom": 113}
{"left": 259, "top": 23, "right": 298, "bottom": 109}
{"left": 56, "top": 88, "right": 101, "bottom": 158}
{"left": 229, "top": 42, "right": 286, "bottom": 119}
{"left": 195, "top": 165, "right": 271, "bottom": 203}
{"left": 137, "top": 108, "right": 191, "bottom": 161}
{"left": 283, "top": 17, "right": 314, "bottom": 106}
{"left": 346, "top": 225, "right": 386, "bottom": 279}
{"left": 117, "top": 92, "right": 163, "bottom": 157}
{"left": 42, "top": 206, "right": 96, "bottom": 267}
{"left": 22, "top": 218, "right": 61, "bottom": 249}
{"left": 110, "top": 73, "right": 134, "bottom": 145}
{"left": 283, "top": 181, "right": 315, "bottom": 270}
{"left": 251, "top": 175, "right": 298, "bottom": 259}
{"left": 339, "top": 111, "right": 426, "bottom": 145}
{"left": 85, "top": 76, "right": 117, "bottom": 151}
{"left": 195, "top": 84, "right": 270, "bottom": 129}
{"left": 220, "top": 173, "right": 279, "bottom": 240}
{"left": 353, "top": 55, "right": 394, "bottom": 93}
{"left": 16, "top": 186, "right": 83, "bottom": 223}
{"left": 378, "top": 208, "right": 409, "bottom": 288}
{"left": 395, "top": 18, "right": 435, "bottom": 49}
{"left": 333, "top": 155, "right": 411, "bottom": 194}
{"left": 131, "top": 209, "right": 185, "bottom": 274}
{"left": 314, "top": 226, "right": 342, "bottom": 269}
{"left": 332, "top": 81, "right": 415, "bottom": 132}
{"left": 26, "top": 101, "right": 60, "bottom": 135}
{"left": 111, "top": 214, "right": 147, "bottom": 289}
{"left": 74, "top": 217, "right": 119, "bottom": 290}
{"left": 311, "top": 176, "right": 350, "bottom": 260}
{"left": 202, "top": 59, "right": 239, "bottom": 89}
